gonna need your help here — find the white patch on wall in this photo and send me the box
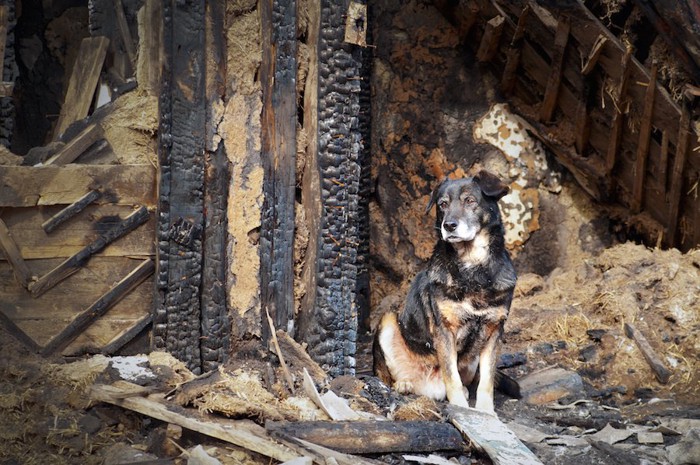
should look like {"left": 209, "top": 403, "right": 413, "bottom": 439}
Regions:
{"left": 473, "top": 103, "right": 559, "bottom": 248}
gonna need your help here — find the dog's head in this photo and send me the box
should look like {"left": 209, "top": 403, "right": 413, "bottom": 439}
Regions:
{"left": 426, "top": 170, "right": 509, "bottom": 243}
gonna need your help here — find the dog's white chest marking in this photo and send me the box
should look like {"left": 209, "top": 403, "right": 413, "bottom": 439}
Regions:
{"left": 456, "top": 230, "right": 490, "bottom": 267}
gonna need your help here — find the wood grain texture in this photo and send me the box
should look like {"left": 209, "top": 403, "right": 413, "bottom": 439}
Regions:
{"left": 0, "top": 217, "right": 32, "bottom": 287}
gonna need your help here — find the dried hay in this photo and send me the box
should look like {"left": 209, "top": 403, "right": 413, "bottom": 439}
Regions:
{"left": 147, "top": 351, "right": 196, "bottom": 386}
{"left": 392, "top": 396, "right": 442, "bottom": 421}
{"left": 101, "top": 90, "right": 159, "bottom": 165}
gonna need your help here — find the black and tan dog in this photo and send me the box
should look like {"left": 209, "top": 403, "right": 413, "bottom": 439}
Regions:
{"left": 373, "top": 170, "right": 516, "bottom": 413}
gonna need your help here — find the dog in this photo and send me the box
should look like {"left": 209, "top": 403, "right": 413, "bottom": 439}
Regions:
{"left": 373, "top": 170, "right": 516, "bottom": 413}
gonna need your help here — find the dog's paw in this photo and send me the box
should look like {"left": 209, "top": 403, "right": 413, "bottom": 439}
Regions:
{"left": 474, "top": 397, "right": 496, "bottom": 415}
{"left": 394, "top": 380, "right": 414, "bottom": 394}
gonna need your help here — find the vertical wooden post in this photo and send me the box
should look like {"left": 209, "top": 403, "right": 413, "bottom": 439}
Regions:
{"left": 500, "top": 5, "right": 529, "bottom": 96}
{"left": 260, "top": 0, "right": 297, "bottom": 342}
{"left": 664, "top": 102, "right": 690, "bottom": 248}
{"left": 631, "top": 63, "right": 657, "bottom": 213}
{"left": 539, "top": 16, "right": 570, "bottom": 122}
{"left": 154, "top": 0, "right": 206, "bottom": 373}
{"left": 476, "top": 15, "right": 504, "bottom": 62}
{"left": 605, "top": 46, "right": 633, "bottom": 174}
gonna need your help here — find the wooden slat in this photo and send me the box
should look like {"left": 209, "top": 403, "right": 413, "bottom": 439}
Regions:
{"left": 1, "top": 205, "right": 153, "bottom": 259}
{"left": 45, "top": 124, "right": 104, "bottom": 166}
{"left": 659, "top": 129, "right": 669, "bottom": 194}
{"left": 665, "top": 103, "right": 691, "bottom": 247}
{"left": 41, "top": 259, "right": 154, "bottom": 356}
{"left": 114, "top": 0, "right": 137, "bottom": 66}
{"left": 53, "top": 36, "right": 110, "bottom": 140}
{"left": 631, "top": 63, "right": 658, "bottom": 213}
{"left": 28, "top": 206, "right": 150, "bottom": 297}
{"left": 581, "top": 35, "right": 607, "bottom": 75}
{"left": 477, "top": 15, "right": 505, "bottom": 62}
{"left": 0, "top": 218, "right": 32, "bottom": 288}
{"left": 137, "top": 0, "right": 163, "bottom": 95}
{"left": 42, "top": 190, "right": 102, "bottom": 234}
{"left": 0, "top": 165, "right": 156, "bottom": 207}
{"left": 101, "top": 313, "right": 152, "bottom": 355}
{"left": 500, "top": 5, "right": 529, "bottom": 95}
{"left": 605, "top": 46, "right": 633, "bottom": 174}
{"left": 539, "top": 16, "right": 570, "bottom": 122}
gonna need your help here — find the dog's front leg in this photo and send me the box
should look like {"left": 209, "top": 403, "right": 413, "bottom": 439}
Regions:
{"left": 435, "top": 326, "right": 469, "bottom": 408}
{"left": 474, "top": 322, "right": 502, "bottom": 414}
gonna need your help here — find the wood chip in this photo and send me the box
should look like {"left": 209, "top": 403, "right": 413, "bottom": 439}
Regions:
{"left": 637, "top": 431, "right": 664, "bottom": 444}
{"left": 587, "top": 423, "right": 634, "bottom": 445}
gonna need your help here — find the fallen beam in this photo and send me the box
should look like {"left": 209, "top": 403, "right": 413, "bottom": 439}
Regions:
{"left": 266, "top": 420, "right": 465, "bottom": 454}
{"left": 41, "top": 259, "right": 154, "bottom": 356}
{"left": 42, "top": 190, "right": 102, "bottom": 234}
{"left": 45, "top": 124, "right": 104, "bottom": 166}
{"left": 0, "top": 218, "right": 32, "bottom": 288}
{"left": 446, "top": 404, "right": 543, "bottom": 465}
{"left": 28, "top": 206, "right": 150, "bottom": 297}
{"left": 624, "top": 322, "right": 671, "bottom": 384}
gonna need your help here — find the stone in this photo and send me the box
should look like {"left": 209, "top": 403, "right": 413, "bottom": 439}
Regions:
{"left": 517, "top": 367, "right": 584, "bottom": 405}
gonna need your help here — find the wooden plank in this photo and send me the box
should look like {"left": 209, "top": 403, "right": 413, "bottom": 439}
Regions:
{"left": 137, "top": 0, "right": 163, "bottom": 95}
{"left": 581, "top": 35, "right": 607, "bottom": 75}
{"left": 0, "top": 310, "right": 40, "bottom": 352}
{"left": 41, "top": 259, "right": 154, "bottom": 356}
{"left": 0, "top": 165, "right": 156, "bottom": 207}
{"left": 605, "top": 46, "right": 633, "bottom": 174}
{"left": 1, "top": 205, "right": 154, "bottom": 259}
{"left": 90, "top": 383, "right": 379, "bottom": 465}
{"left": 53, "top": 36, "right": 110, "bottom": 140}
{"left": 0, "top": 218, "right": 32, "bottom": 288}
{"left": 45, "top": 124, "right": 104, "bottom": 166}
{"left": 659, "top": 129, "right": 669, "bottom": 194}
{"left": 260, "top": 0, "right": 297, "bottom": 342}
{"left": 28, "top": 206, "right": 150, "bottom": 297}
{"left": 477, "top": 15, "right": 505, "bottom": 62}
{"left": 42, "top": 190, "right": 102, "bottom": 234}
{"left": 664, "top": 102, "right": 691, "bottom": 248}
{"left": 101, "top": 313, "right": 152, "bottom": 355}
{"left": 446, "top": 405, "right": 543, "bottom": 465}
{"left": 624, "top": 323, "right": 671, "bottom": 384}
{"left": 500, "top": 5, "right": 529, "bottom": 95}
{"left": 114, "top": 0, "right": 136, "bottom": 66}
{"left": 631, "top": 63, "right": 658, "bottom": 213}
{"left": 266, "top": 421, "right": 465, "bottom": 454}
{"left": 539, "top": 16, "right": 570, "bottom": 122}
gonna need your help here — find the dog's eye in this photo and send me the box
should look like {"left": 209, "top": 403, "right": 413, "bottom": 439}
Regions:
{"left": 465, "top": 196, "right": 477, "bottom": 205}
{"left": 438, "top": 200, "right": 448, "bottom": 210}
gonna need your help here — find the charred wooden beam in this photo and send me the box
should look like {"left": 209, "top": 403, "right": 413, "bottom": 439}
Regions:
{"left": 500, "top": 5, "right": 529, "bottom": 96}
{"left": 42, "top": 190, "right": 102, "bottom": 234}
{"left": 664, "top": 101, "right": 690, "bottom": 248}
{"left": 260, "top": 0, "right": 297, "bottom": 342}
{"left": 631, "top": 63, "right": 658, "bottom": 213}
{"left": 154, "top": 0, "right": 206, "bottom": 373}
{"left": 605, "top": 46, "right": 633, "bottom": 175}
{"left": 41, "top": 259, "right": 154, "bottom": 356}
{"left": 45, "top": 124, "right": 104, "bottom": 166}
{"left": 0, "top": 217, "right": 32, "bottom": 288}
{"left": 0, "top": 2, "right": 17, "bottom": 147}
{"left": 28, "top": 206, "right": 150, "bottom": 297}
{"left": 53, "top": 37, "right": 109, "bottom": 140}
{"left": 299, "top": 0, "right": 371, "bottom": 377}
{"left": 477, "top": 15, "right": 505, "bottom": 62}
{"left": 539, "top": 16, "right": 570, "bottom": 122}
{"left": 266, "top": 421, "right": 465, "bottom": 454}
{"left": 624, "top": 322, "right": 671, "bottom": 384}
{"left": 200, "top": 0, "right": 230, "bottom": 372}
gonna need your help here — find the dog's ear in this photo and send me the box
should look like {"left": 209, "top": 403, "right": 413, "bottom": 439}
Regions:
{"left": 425, "top": 179, "right": 446, "bottom": 214}
{"left": 475, "top": 170, "right": 509, "bottom": 200}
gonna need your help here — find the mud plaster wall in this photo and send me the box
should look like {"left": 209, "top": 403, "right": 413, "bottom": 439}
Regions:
{"left": 368, "top": 0, "right": 615, "bottom": 325}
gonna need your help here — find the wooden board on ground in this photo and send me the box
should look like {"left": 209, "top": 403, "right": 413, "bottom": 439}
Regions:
{"left": 0, "top": 165, "right": 156, "bottom": 207}
{"left": 0, "top": 205, "right": 154, "bottom": 259}
{"left": 446, "top": 404, "right": 543, "bottom": 465}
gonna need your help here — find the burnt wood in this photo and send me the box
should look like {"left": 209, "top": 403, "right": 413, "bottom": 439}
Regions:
{"left": 539, "top": 16, "right": 570, "bottom": 122}
{"left": 154, "top": 0, "right": 206, "bottom": 373}
{"left": 41, "top": 259, "right": 154, "bottom": 356}
{"left": 665, "top": 102, "right": 690, "bottom": 248}
{"left": 266, "top": 420, "right": 465, "bottom": 454}
{"left": 0, "top": 3, "right": 17, "bottom": 147}
{"left": 28, "top": 206, "right": 150, "bottom": 297}
{"left": 500, "top": 5, "right": 529, "bottom": 96}
{"left": 42, "top": 190, "right": 102, "bottom": 234}
{"left": 259, "top": 0, "right": 297, "bottom": 342}
{"left": 200, "top": 0, "right": 230, "bottom": 373}
{"left": 45, "top": 124, "right": 105, "bottom": 166}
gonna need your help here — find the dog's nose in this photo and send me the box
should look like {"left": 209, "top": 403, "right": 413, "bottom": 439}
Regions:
{"left": 444, "top": 220, "right": 457, "bottom": 232}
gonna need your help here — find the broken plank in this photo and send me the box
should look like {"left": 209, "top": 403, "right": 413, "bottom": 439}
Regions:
{"left": 0, "top": 218, "right": 32, "bottom": 288}
{"left": 45, "top": 124, "right": 104, "bottom": 166}
{"left": 266, "top": 420, "right": 464, "bottom": 454}
{"left": 271, "top": 432, "right": 382, "bottom": 465}
{"left": 664, "top": 102, "right": 691, "bottom": 248}
{"left": 500, "top": 5, "right": 529, "bottom": 95}
{"left": 28, "top": 206, "right": 150, "bottom": 297}
{"left": 631, "top": 63, "right": 658, "bottom": 213}
{"left": 446, "top": 404, "right": 543, "bottom": 465}
{"left": 477, "top": 15, "right": 505, "bottom": 62}
{"left": 0, "top": 165, "right": 156, "bottom": 207}
{"left": 41, "top": 259, "right": 154, "bottom": 356}
{"left": 605, "top": 46, "right": 633, "bottom": 174}
{"left": 42, "top": 190, "right": 101, "bottom": 234}
{"left": 275, "top": 329, "right": 328, "bottom": 385}
{"left": 624, "top": 322, "right": 671, "bottom": 384}
{"left": 53, "top": 36, "right": 110, "bottom": 140}
{"left": 0, "top": 309, "right": 40, "bottom": 353}
{"left": 539, "top": 16, "right": 570, "bottom": 122}
{"left": 581, "top": 35, "right": 607, "bottom": 75}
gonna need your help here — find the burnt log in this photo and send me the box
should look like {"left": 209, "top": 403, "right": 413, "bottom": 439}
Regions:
{"left": 0, "top": 2, "right": 17, "bottom": 148}
{"left": 298, "top": 0, "right": 372, "bottom": 377}
{"left": 154, "top": 0, "right": 206, "bottom": 373}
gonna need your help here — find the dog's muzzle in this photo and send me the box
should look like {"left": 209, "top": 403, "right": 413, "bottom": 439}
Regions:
{"left": 442, "top": 219, "right": 478, "bottom": 242}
